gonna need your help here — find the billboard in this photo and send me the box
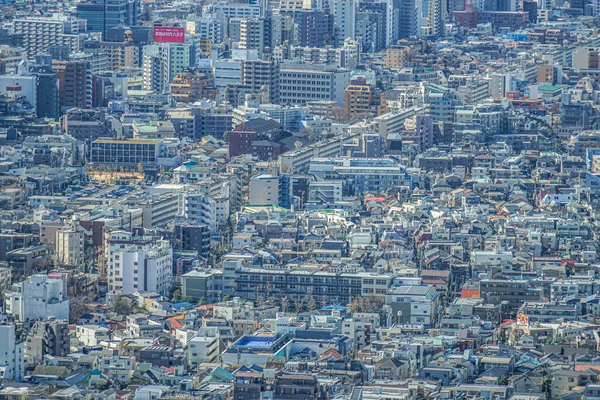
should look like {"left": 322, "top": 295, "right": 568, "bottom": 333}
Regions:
{"left": 154, "top": 27, "right": 185, "bottom": 43}
{"left": 186, "top": 21, "right": 197, "bottom": 35}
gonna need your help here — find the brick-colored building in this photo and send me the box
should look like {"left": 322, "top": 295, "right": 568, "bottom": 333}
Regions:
{"left": 343, "top": 79, "right": 388, "bottom": 119}
{"left": 227, "top": 118, "right": 283, "bottom": 160}
{"left": 52, "top": 59, "right": 92, "bottom": 111}
{"left": 171, "top": 72, "right": 217, "bottom": 103}
{"left": 453, "top": 0, "right": 528, "bottom": 30}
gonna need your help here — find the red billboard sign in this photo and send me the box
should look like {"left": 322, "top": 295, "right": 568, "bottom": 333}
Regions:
{"left": 154, "top": 27, "right": 185, "bottom": 43}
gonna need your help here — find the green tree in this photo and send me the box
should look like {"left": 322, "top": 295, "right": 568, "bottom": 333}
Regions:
{"left": 70, "top": 294, "right": 91, "bottom": 323}
{"left": 307, "top": 297, "right": 316, "bottom": 312}
{"left": 112, "top": 296, "right": 132, "bottom": 315}
{"left": 172, "top": 289, "right": 182, "bottom": 302}
{"left": 281, "top": 296, "right": 290, "bottom": 313}
{"left": 293, "top": 299, "right": 304, "bottom": 313}
{"left": 137, "top": 162, "right": 145, "bottom": 178}
{"left": 197, "top": 298, "right": 206, "bottom": 306}
{"left": 185, "top": 296, "right": 194, "bottom": 303}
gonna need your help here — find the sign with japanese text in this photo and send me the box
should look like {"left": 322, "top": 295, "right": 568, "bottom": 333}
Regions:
{"left": 154, "top": 27, "right": 185, "bottom": 43}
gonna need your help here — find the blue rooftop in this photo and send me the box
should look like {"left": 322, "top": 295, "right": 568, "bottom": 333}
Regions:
{"left": 172, "top": 301, "right": 194, "bottom": 310}
{"left": 236, "top": 336, "right": 277, "bottom": 348}
{"left": 321, "top": 305, "right": 347, "bottom": 311}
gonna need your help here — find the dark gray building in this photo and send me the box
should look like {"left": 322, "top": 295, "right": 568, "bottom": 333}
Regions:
{"left": 26, "top": 319, "right": 70, "bottom": 364}
{"left": 77, "top": 0, "right": 142, "bottom": 39}
{"left": 290, "top": 10, "right": 334, "bottom": 48}
{"left": 31, "top": 67, "right": 59, "bottom": 120}
{"left": 174, "top": 224, "right": 211, "bottom": 258}
{"left": 0, "top": 232, "right": 34, "bottom": 262}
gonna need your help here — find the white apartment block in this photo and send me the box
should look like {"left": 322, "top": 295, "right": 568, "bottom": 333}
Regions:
{"left": 309, "top": 180, "right": 343, "bottom": 203}
{"left": 5, "top": 274, "right": 70, "bottom": 322}
{"left": 76, "top": 325, "right": 111, "bottom": 347}
{"left": 178, "top": 191, "right": 229, "bottom": 233}
{"left": 0, "top": 324, "right": 24, "bottom": 381}
{"left": 187, "top": 335, "right": 219, "bottom": 367}
{"left": 107, "top": 239, "right": 173, "bottom": 296}
{"left": 472, "top": 249, "right": 513, "bottom": 269}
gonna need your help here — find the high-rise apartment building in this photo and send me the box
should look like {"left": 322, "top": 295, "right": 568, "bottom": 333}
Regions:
{"left": 358, "top": 1, "right": 387, "bottom": 51}
{"left": 226, "top": 59, "right": 280, "bottom": 106}
{"left": 379, "top": 0, "right": 417, "bottom": 40}
{"left": 333, "top": 0, "right": 357, "bottom": 46}
{"left": 56, "top": 224, "right": 85, "bottom": 268}
{"left": 30, "top": 66, "right": 60, "bottom": 120}
{"left": 52, "top": 60, "right": 92, "bottom": 111}
{"left": 291, "top": 10, "right": 334, "bottom": 47}
{"left": 101, "top": 39, "right": 141, "bottom": 71}
{"left": 427, "top": 0, "right": 446, "bottom": 37}
{"left": 356, "top": 11, "right": 386, "bottom": 52}
{"left": 77, "top": 0, "right": 141, "bottom": 38}
{"left": 163, "top": 44, "right": 193, "bottom": 85}
{"left": 12, "top": 16, "right": 84, "bottom": 58}
{"left": 239, "top": 17, "right": 272, "bottom": 58}
{"left": 178, "top": 191, "right": 230, "bottom": 233}
{"left": 142, "top": 54, "right": 164, "bottom": 92}
{"left": 142, "top": 44, "right": 193, "bottom": 92}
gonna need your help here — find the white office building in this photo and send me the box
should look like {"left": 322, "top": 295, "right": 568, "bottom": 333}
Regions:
{"left": 213, "top": 49, "right": 259, "bottom": 89}
{"left": 214, "top": 59, "right": 242, "bottom": 89}
{"left": 279, "top": 63, "right": 351, "bottom": 105}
